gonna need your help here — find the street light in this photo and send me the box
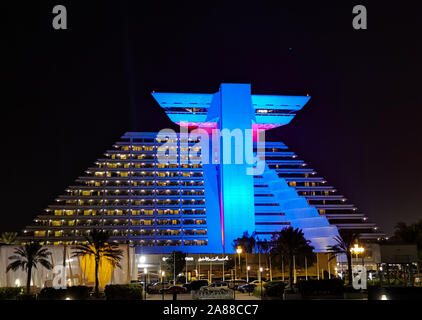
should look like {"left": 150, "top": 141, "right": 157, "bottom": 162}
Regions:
{"left": 259, "top": 267, "right": 263, "bottom": 300}
{"left": 236, "top": 247, "right": 243, "bottom": 279}
{"left": 350, "top": 243, "right": 365, "bottom": 265}
{"left": 184, "top": 256, "right": 190, "bottom": 284}
{"left": 161, "top": 271, "right": 165, "bottom": 301}
{"left": 143, "top": 268, "right": 147, "bottom": 301}
{"left": 247, "top": 266, "right": 251, "bottom": 296}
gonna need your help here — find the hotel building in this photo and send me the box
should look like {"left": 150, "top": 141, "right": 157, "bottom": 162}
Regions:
{"left": 21, "top": 83, "right": 384, "bottom": 254}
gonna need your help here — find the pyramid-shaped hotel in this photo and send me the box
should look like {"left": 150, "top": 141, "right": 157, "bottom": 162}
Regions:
{"left": 21, "top": 83, "right": 384, "bottom": 254}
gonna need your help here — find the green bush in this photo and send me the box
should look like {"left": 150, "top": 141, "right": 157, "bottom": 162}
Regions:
{"left": 368, "top": 286, "right": 422, "bottom": 300}
{"left": 0, "top": 287, "right": 23, "bottom": 300}
{"left": 263, "top": 281, "right": 286, "bottom": 297}
{"left": 39, "top": 286, "right": 91, "bottom": 300}
{"left": 67, "top": 286, "right": 91, "bottom": 300}
{"left": 367, "top": 279, "right": 381, "bottom": 287}
{"left": 298, "top": 279, "right": 344, "bottom": 297}
{"left": 343, "top": 285, "right": 360, "bottom": 293}
{"left": 39, "top": 287, "right": 66, "bottom": 300}
{"left": 16, "top": 293, "right": 37, "bottom": 300}
{"left": 104, "top": 284, "right": 143, "bottom": 300}
{"left": 253, "top": 285, "right": 265, "bottom": 298}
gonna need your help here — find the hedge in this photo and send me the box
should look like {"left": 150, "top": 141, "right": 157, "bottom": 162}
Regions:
{"left": 104, "top": 284, "right": 143, "bottom": 300}
{"left": 368, "top": 286, "right": 422, "bottom": 300}
{"left": 0, "top": 287, "right": 23, "bottom": 300}
{"left": 263, "top": 281, "right": 286, "bottom": 297}
{"left": 39, "top": 286, "right": 91, "bottom": 300}
{"left": 298, "top": 279, "right": 344, "bottom": 297}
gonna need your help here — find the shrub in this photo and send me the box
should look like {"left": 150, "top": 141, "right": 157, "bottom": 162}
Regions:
{"left": 39, "top": 286, "right": 91, "bottom": 300}
{"left": 253, "top": 285, "right": 265, "bottom": 298}
{"left": 263, "top": 281, "right": 286, "bottom": 297}
{"left": 298, "top": 279, "right": 344, "bottom": 297}
{"left": 343, "top": 285, "right": 360, "bottom": 293}
{"left": 67, "top": 286, "right": 91, "bottom": 300}
{"left": 368, "top": 286, "right": 422, "bottom": 300}
{"left": 16, "top": 293, "right": 37, "bottom": 300}
{"left": 367, "top": 279, "right": 381, "bottom": 287}
{"left": 39, "top": 287, "right": 66, "bottom": 300}
{"left": 104, "top": 284, "right": 143, "bottom": 300}
{"left": 0, "top": 287, "right": 23, "bottom": 300}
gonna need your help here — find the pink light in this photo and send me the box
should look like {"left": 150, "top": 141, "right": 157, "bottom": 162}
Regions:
{"left": 176, "top": 122, "right": 218, "bottom": 133}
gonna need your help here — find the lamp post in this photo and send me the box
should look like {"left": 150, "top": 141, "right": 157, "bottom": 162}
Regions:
{"left": 161, "top": 271, "right": 165, "bottom": 301}
{"left": 173, "top": 251, "right": 176, "bottom": 285}
{"left": 222, "top": 258, "right": 225, "bottom": 282}
{"left": 281, "top": 255, "right": 284, "bottom": 282}
{"left": 269, "top": 255, "right": 272, "bottom": 281}
{"left": 144, "top": 268, "right": 147, "bottom": 301}
{"left": 259, "top": 267, "right": 263, "bottom": 300}
{"left": 305, "top": 256, "right": 308, "bottom": 280}
{"left": 350, "top": 243, "right": 365, "bottom": 266}
{"left": 247, "top": 266, "right": 251, "bottom": 296}
{"left": 236, "top": 247, "right": 243, "bottom": 279}
{"left": 184, "top": 256, "right": 189, "bottom": 284}
{"left": 234, "top": 254, "right": 237, "bottom": 281}
{"left": 210, "top": 258, "right": 212, "bottom": 283}
{"left": 350, "top": 244, "right": 365, "bottom": 288}
{"left": 245, "top": 253, "right": 248, "bottom": 281}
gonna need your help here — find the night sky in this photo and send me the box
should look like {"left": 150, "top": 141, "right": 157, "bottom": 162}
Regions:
{"left": 4, "top": 1, "right": 422, "bottom": 235}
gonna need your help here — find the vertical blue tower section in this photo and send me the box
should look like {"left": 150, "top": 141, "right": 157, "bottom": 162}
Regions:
{"left": 217, "top": 84, "right": 256, "bottom": 252}
{"left": 152, "top": 83, "right": 337, "bottom": 253}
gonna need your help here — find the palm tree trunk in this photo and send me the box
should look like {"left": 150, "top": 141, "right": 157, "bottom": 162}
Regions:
{"left": 346, "top": 252, "right": 353, "bottom": 285}
{"left": 63, "top": 244, "right": 67, "bottom": 267}
{"left": 26, "top": 265, "right": 32, "bottom": 294}
{"left": 289, "top": 255, "right": 294, "bottom": 289}
{"left": 95, "top": 256, "right": 100, "bottom": 297}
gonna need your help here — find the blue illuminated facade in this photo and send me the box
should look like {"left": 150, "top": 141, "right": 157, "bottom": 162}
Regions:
{"left": 22, "top": 83, "right": 384, "bottom": 254}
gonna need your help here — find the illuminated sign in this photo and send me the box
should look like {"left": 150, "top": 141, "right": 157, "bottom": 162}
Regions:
{"left": 198, "top": 256, "right": 229, "bottom": 262}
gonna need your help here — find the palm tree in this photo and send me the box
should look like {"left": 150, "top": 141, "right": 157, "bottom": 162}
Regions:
{"left": 1, "top": 232, "right": 19, "bottom": 245}
{"left": 72, "top": 229, "right": 123, "bottom": 296}
{"left": 271, "top": 227, "right": 314, "bottom": 289}
{"left": 255, "top": 237, "right": 270, "bottom": 279}
{"left": 6, "top": 242, "right": 53, "bottom": 293}
{"left": 233, "top": 231, "right": 256, "bottom": 274}
{"left": 256, "top": 237, "right": 270, "bottom": 256}
{"left": 233, "top": 231, "right": 256, "bottom": 253}
{"left": 391, "top": 220, "right": 422, "bottom": 245}
{"left": 327, "top": 232, "right": 358, "bottom": 285}
{"left": 391, "top": 220, "right": 422, "bottom": 261}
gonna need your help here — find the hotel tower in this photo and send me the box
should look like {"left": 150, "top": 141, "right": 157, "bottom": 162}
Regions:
{"left": 21, "top": 83, "right": 384, "bottom": 254}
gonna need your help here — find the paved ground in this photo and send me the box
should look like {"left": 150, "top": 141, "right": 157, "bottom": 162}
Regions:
{"left": 147, "top": 292, "right": 260, "bottom": 300}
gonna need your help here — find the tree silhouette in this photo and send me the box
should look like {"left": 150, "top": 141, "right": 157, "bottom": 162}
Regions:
{"left": 271, "top": 227, "right": 314, "bottom": 289}
{"left": 72, "top": 229, "right": 123, "bottom": 296}
{"left": 1, "top": 232, "right": 19, "bottom": 245}
{"left": 162, "top": 251, "right": 186, "bottom": 282}
{"left": 327, "top": 232, "right": 358, "bottom": 285}
{"left": 7, "top": 242, "right": 53, "bottom": 293}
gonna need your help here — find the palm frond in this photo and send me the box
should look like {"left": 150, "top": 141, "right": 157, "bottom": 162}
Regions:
{"left": 38, "top": 258, "right": 54, "bottom": 270}
{"left": 6, "top": 260, "right": 25, "bottom": 272}
{"left": 7, "top": 242, "right": 52, "bottom": 274}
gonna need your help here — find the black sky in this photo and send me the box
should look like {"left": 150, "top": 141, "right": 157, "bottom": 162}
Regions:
{"left": 3, "top": 1, "right": 422, "bottom": 235}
